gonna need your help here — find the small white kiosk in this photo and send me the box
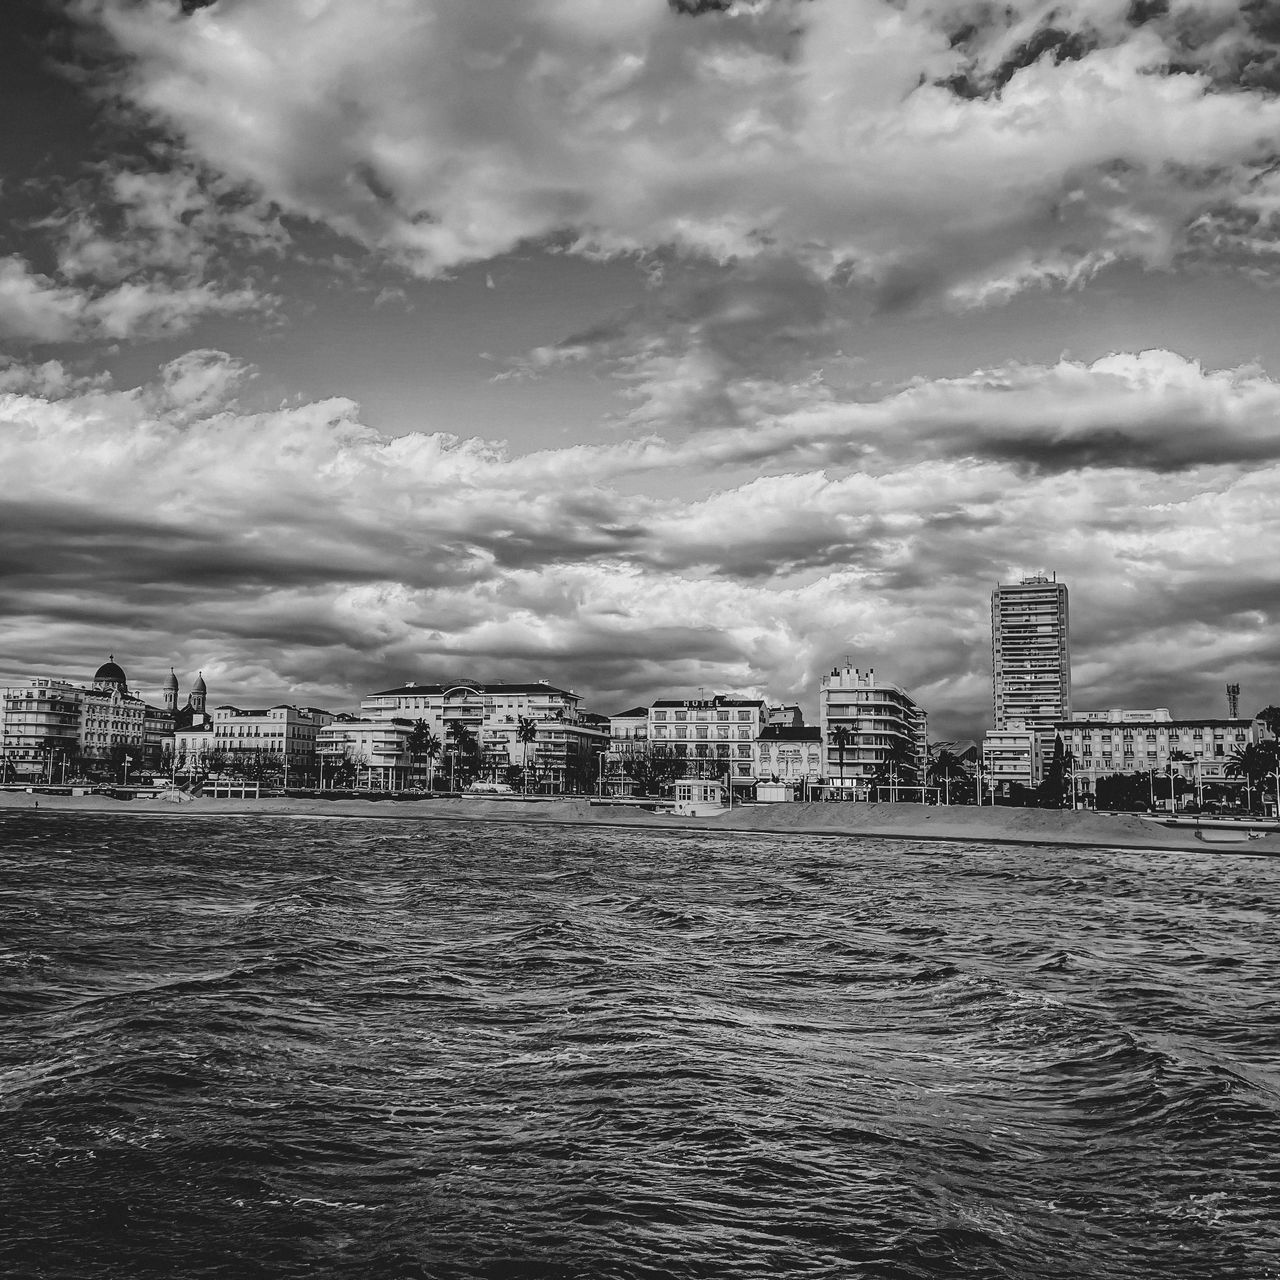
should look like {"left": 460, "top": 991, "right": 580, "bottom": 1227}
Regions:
{"left": 672, "top": 778, "right": 727, "bottom": 817}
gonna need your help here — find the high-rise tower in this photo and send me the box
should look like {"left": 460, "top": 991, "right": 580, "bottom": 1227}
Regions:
{"left": 991, "top": 574, "right": 1071, "bottom": 740}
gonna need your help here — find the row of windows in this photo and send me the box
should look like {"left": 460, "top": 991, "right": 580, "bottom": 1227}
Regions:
{"left": 652, "top": 726, "right": 753, "bottom": 740}
{"left": 652, "top": 709, "right": 755, "bottom": 722}
{"left": 1073, "top": 730, "right": 1244, "bottom": 741}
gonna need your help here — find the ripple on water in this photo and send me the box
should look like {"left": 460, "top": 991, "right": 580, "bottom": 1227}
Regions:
{"left": 0, "top": 812, "right": 1278, "bottom": 1280}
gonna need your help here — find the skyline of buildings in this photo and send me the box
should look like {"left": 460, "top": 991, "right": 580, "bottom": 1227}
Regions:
{"left": 2, "top": 569, "right": 1273, "bottom": 804}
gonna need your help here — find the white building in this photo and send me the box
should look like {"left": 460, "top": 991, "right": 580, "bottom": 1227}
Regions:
{"left": 316, "top": 717, "right": 414, "bottom": 790}
{"left": 1, "top": 658, "right": 175, "bottom": 780}
{"left": 360, "top": 680, "right": 608, "bottom": 794}
{"left": 647, "top": 695, "right": 765, "bottom": 792}
{"left": 980, "top": 723, "right": 1043, "bottom": 798}
{"left": 756, "top": 725, "right": 823, "bottom": 799}
{"left": 1056, "top": 708, "right": 1258, "bottom": 802}
{"left": 210, "top": 703, "right": 335, "bottom": 785}
{"left": 819, "top": 663, "right": 928, "bottom": 799}
{"left": 992, "top": 575, "right": 1071, "bottom": 764}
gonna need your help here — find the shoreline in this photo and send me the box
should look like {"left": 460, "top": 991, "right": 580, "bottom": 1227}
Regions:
{"left": 4, "top": 791, "right": 1279, "bottom": 855}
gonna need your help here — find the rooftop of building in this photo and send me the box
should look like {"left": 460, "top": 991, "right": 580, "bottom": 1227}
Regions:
{"left": 94, "top": 657, "right": 127, "bottom": 684}
{"left": 759, "top": 725, "right": 822, "bottom": 741}
{"left": 650, "top": 696, "right": 765, "bottom": 709}
{"left": 610, "top": 706, "right": 650, "bottom": 720}
{"left": 368, "top": 681, "right": 576, "bottom": 699}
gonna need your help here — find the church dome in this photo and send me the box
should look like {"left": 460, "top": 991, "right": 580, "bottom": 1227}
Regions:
{"left": 164, "top": 669, "right": 179, "bottom": 690}
{"left": 192, "top": 672, "right": 207, "bottom": 693}
{"left": 94, "top": 657, "right": 127, "bottom": 686}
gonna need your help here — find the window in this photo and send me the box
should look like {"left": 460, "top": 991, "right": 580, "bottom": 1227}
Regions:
{"left": 653, "top": 711, "right": 666, "bottom": 722}
{"left": 737, "top": 711, "right": 751, "bottom": 722}
{"left": 675, "top": 711, "right": 687, "bottom": 722}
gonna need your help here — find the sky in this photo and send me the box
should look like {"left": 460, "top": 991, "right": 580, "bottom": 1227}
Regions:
{"left": 3, "top": 0, "right": 1280, "bottom": 740}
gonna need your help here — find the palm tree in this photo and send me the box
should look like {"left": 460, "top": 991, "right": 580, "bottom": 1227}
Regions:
{"left": 421, "top": 729, "right": 442, "bottom": 792}
{"left": 1226, "top": 741, "right": 1278, "bottom": 811}
{"left": 516, "top": 715, "right": 539, "bottom": 796}
{"left": 445, "top": 722, "right": 479, "bottom": 791}
{"left": 927, "top": 742, "right": 969, "bottom": 805}
{"left": 829, "top": 724, "right": 853, "bottom": 798}
{"left": 1036, "top": 736, "right": 1073, "bottom": 809}
{"left": 872, "top": 735, "right": 919, "bottom": 800}
{"left": 406, "top": 719, "right": 435, "bottom": 790}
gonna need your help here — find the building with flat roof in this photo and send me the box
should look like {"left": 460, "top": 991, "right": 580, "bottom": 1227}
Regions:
{"left": 757, "top": 724, "right": 823, "bottom": 797}
{"left": 210, "top": 703, "right": 335, "bottom": 786}
{"left": 360, "top": 680, "right": 607, "bottom": 793}
{"left": 981, "top": 723, "right": 1042, "bottom": 798}
{"left": 991, "top": 574, "right": 1071, "bottom": 779}
{"left": 646, "top": 695, "right": 765, "bottom": 791}
{"left": 819, "top": 663, "right": 927, "bottom": 799}
{"left": 1056, "top": 707, "right": 1258, "bottom": 804}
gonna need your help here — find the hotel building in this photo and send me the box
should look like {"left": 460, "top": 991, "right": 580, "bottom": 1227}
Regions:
{"left": 1056, "top": 708, "right": 1258, "bottom": 802}
{"left": 646, "top": 695, "right": 766, "bottom": 791}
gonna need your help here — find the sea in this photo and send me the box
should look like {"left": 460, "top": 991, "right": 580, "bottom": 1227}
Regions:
{"left": 1, "top": 812, "right": 1278, "bottom": 1280}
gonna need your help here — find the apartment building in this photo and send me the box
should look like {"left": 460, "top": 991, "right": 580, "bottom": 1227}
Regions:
{"left": 316, "top": 717, "right": 414, "bottom": 789}
{"left": 980, "top": 723, "right": 1043, "bottom": 797}
{"left": 992, "top": 575, "right": 1071, "bottom": 774}
{"left": 360, "top": 679, "right": 608, "bottom": 793}
{"left": 819, "top": 663, "right": 928, "bottom": 799}
{"left": 1, "top": 658, "right": 171, "bottom": 779}
{"left": 210, "top": 703, "right": 335, "bottom": 784}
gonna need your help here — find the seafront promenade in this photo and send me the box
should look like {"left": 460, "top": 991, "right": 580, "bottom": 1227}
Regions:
{"left": 4, "top": 789, "right": 1278, "bottom": 855}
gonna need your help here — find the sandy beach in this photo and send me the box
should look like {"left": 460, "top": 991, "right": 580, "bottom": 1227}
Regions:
{"left": 3, "top": 789, "right": 1277, "bottom": 855}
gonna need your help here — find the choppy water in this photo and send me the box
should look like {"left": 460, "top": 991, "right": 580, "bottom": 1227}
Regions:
{"left": 1, "top": 814, "right": 1278, "bottom": 1280}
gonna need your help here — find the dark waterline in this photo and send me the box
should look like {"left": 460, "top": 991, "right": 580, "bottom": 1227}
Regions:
{"left": 2, "top": 813, "right": 1278, "bottom": 1279}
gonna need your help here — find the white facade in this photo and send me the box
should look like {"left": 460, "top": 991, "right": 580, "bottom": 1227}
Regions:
{"left": 174, "top": 724, "right": 215, "bottom": 773}
{"left": 981, "top": 724, "right": 1043, "bottom": 796}
{"left": 819, "top": 663, "right": 927, "bottom": 798}
{"left": 992, "top": 575, "right": 1071, "bottom": 745}
{"left": 360, "top": 680, "right": 608, "bottom": 793}
{"left": 756, "top": 726, "right": 823, "bottom": 793}
{"left": 1057, "top": 708, "right": 1257, "bottom": 797}
{"left": 211, "top": 704, "right": 334, "bottom": 784}
{"left": 316, "top": 717, "right": 414, "bottom": 789}
{"left": 647, "top": 696, "right": 765, "bottom": 788}
{"left": 1, "top": 660, "right": 171, "bottom": 779}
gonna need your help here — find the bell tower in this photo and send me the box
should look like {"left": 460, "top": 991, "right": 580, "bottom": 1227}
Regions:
{"left": 191, "top": 672, "right": 207, "bottom": 715}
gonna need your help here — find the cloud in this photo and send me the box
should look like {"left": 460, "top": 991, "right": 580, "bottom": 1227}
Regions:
{"left": 3, "top": 346, "right": 1280, "bottom": 734}
{"left": 66, "top": 0, "right": 1280, "bottom": 304}
{"left": 0, "top": 156, "right": 279, "bottom": 345}
{"left": 0, "top": 252, "right": 267, "bottom": 345}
